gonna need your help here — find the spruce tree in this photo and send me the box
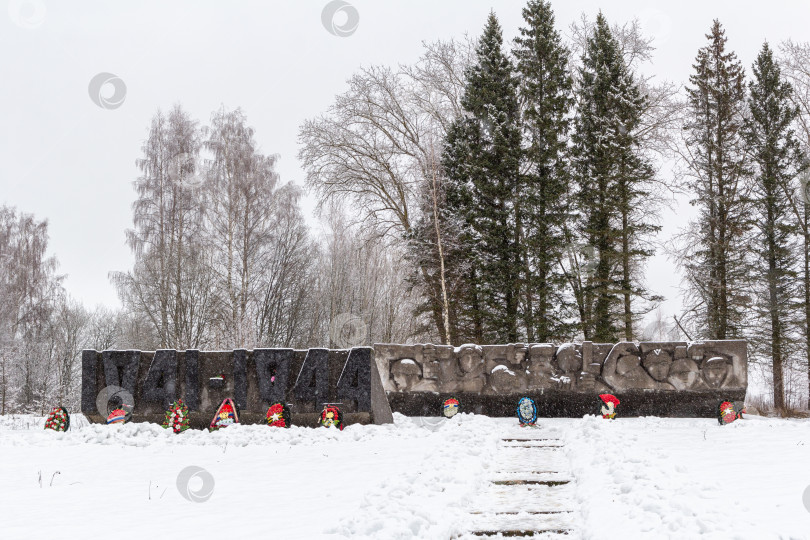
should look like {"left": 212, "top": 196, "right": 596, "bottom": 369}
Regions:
{"left": 570, "top": 13, "right": 658, "bottom": 341}
{"left": 744, "top": 42, "right": 804, "bottom": 411}
{"left": 443, "top": 12, "right": 522, "bottom": 343}
{"left": 513, "top": 0, "right": 575, "bottom": 342}
{"left": 682, "top": 20, "right": 750, "bottom": 340}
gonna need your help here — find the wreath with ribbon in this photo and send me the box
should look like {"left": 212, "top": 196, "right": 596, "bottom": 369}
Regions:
{"left": 162, "top": 399, "right": 191, "bottom": 433}
{"left": 442, "top": 397, "right": 460, "bottom": 418}
{"left": 599, "top": 394, "right": 620, "bottom": 419}
{"left": 44, "top": 406, "right": 70, "bottom": 432}
{"left": 106, "top": 408, "right": 130, "bottom": 425}
{"left": 209, "top": 398, "right": 240, "bottom": 431}
{"left": 266, "top": 402, "right": 292, "bottom": 428}
{"left": 320, "top": 405, "right": 344, "bottom": 430}
{"left": 717, "top": 400, "right": 745, "bottom": 425}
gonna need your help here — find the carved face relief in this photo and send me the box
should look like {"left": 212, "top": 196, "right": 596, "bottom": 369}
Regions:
{"left": 555, "top": 346, "right": 581, "bottom": 373}
{"left": 390, "top": 359, "right": 422, "bottom": 391}
{"left": 458, "top": 347, "right": 482, "bottom": 374}
{"left": 529, "top": 357, "right": 554, "bottom": 375}
{"left": 702, "top": 357, "right": 731, "bottom": 388}
{"left": 422, "top": 345, "right": 437, "bottom": 364}
{"left": 642, "top": 349, "right": 672, "bottom": 382}
{"left": 668, "top": 359, "right": 700, "bottom": 390}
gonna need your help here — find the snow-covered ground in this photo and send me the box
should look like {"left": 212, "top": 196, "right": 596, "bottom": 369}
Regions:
{"left": 1, "top": 412, "right": 809, "bottom": 539}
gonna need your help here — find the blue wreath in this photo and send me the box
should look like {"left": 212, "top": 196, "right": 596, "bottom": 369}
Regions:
{"left": 516, "top": 397, "right": 537, "bottom": 425}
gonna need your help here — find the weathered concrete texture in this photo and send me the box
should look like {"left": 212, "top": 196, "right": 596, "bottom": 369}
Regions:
{"left": 376, "top": 341, "right": 747, "bottom": 418}
{"left": 82, "top": 347, "right": 391, "bottom": 427}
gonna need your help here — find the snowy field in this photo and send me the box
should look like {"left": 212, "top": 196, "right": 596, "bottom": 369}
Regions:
{"left": 1, "top": 412, "right": 809, "bottom": 539}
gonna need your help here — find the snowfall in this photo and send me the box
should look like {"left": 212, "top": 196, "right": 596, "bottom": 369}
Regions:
{"left": 1, "top": 412, "right": 809, "bottom": 539}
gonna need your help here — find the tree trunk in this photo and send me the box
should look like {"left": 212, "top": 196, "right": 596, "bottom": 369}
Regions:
{"left": 767, "top": 221, "right": 785, "bottom": 411}
{"left": 430, "top": 162, "right": 452, "bottom": 345}
{"left": 805, "top": 211, "right": 810, "bottom": 410}
{"left": 621, "top": 206, "right": 633, "bottom": 341}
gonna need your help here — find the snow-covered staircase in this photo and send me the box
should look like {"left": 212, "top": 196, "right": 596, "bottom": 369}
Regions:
{"left": 457, "top": 425, "right": 578, "bottom": 538}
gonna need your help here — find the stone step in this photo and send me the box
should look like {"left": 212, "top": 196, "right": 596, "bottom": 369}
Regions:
{"left": 458, "top": 511, "right": 576, "bottom": 538}
{"left": 491, "top": 448, "right": 571, "bottom": 473}
{"left": 500, "top": 436, "right": 563, "bottom": 439}
{"left": 491, "top": 479, "right": 570, "bottom": 487}
{"left": 460, "top": 530, "right": 574, "bottom": 538}
{"left": 468, "top": 511, "right": 574, "bottom": 516}
{"left": 458, "top": 433, "right": 577, "bottom": 539}
{"left": 500, "top": 441, "right": 565, "bottom": 449}
{"left": 488, "top": 471, "right": 572, "bottom": 484}
{"left": 468, "top": 484, "right": 576, "bottom": 514}
{"left": 459, "top": 507, "right": 577, "bottom": 538}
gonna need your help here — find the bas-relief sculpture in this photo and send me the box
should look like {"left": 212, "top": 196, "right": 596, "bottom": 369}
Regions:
{"left": 375, "top": 340, "right": 747, "bottom": 395}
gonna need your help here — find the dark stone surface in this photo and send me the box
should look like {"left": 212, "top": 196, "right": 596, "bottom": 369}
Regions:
{"left": 102, "top": 350, "right": 139, "bottom": 397}
{"left": 293, "top": 348, "right": 330, "bottom": 409}
{"left": 337, "top": 347, "right": 372, "bottom": 411}
{"left": 385, "top": 389, "right": 748, "bottom": 418}
{"left": 183, "top": 350, "right": 200, "bottom": 410}
{"left": 141, "top": 349, "right": 177, "bottom": 409}
{"left": 81, "top": 349, "right": 97, "bottom": 413}
{"left": 233, "top": 349, "right": 248, "bottom": 410}
{"left": 253, "top": 348, "right": 293, "bottom": 405}
{"left": 81, "top": 346, "right": 390, "bottom": 426}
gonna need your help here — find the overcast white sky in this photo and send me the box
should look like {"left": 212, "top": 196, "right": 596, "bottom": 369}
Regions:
{"left": 2, "top": 0, "right": 809, "bottom": 327}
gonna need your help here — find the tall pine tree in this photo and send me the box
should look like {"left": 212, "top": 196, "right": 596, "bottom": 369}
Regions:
{"left": 513, "top": 0, "right": 575, "bottom": 342}
{"left": 681, "top": 20, "right": 750, "bottom": 340}
{"left": 570, "top": 13, "right": 658, "bottom": 341}
{"left": 443, "top": 12, "right": 522, "bottom": 343}
{"left": 744, "top": 42, "right": 804, "bottom": 411}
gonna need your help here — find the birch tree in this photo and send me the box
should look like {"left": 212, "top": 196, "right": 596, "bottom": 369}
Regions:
{"left": 779, "top": 40, "right": 810, "bottom": 408}
{"left": 112, "top": 105, "right": 212, "bottom": 349}
{"left": 0, "top": 205, "right": 62, "bottom": 413}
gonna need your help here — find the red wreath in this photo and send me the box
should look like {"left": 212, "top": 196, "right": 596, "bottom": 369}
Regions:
{"left": 44, "top": 407, "right": 69, "bottom": 432}
{"left": 599, "top": 394, "right": 620, "bottom": 407}
{"left": 599, "top": 394, "right": 620, "bottom": 419}
{"left": 719, "top": 401, "right": 738, "bottom": 425}
{"left": 320, "top": 405, "right": 344, "bottom": 430}
{"left": 266, "top": 403, "right": 289, "bottom": 428}
{"left": 209, "top": 399, "right": 239, "bottom": 431}
{"left": 162, "top": 399, "right": 190, "bottom": 433}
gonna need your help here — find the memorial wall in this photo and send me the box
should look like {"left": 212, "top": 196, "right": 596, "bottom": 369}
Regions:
{"left": 376, "top": 340, "right": 747, "bottom": 417}
{"left": 81, "top": 347, "right": 393, "bottom": 428}
{"left": 81, "top": 340, "right": 747, "bottom": 424}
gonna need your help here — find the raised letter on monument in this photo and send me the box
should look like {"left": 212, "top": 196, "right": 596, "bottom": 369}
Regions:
{"left": 141, "top": 349, "right": 177, "bottom": 408}
{"left": 254, "top": 349, "right": 293, "bottom": 404}
{"left": 337, "top": 347, "right": 372, "bottom": 412}
{"left": 293, "top": 348, "right": 329, "bottom": 409}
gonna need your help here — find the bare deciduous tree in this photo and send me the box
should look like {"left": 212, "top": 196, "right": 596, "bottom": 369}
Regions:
{"left": 778, "top": 40, "right": 810, "bottom": 409}
{"left": 299, "top": 39, "right": 473, "bottom": 341}
{"left": 111, "top": 104, "right": 213, "bottom": 349}
{"left": 0, "top": 205, "right": 63, "bottom": 413}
